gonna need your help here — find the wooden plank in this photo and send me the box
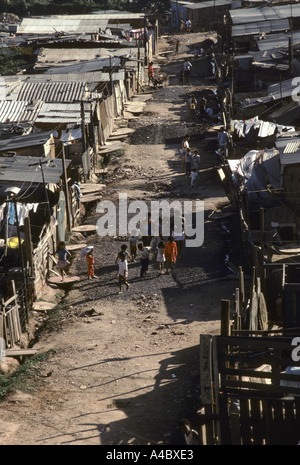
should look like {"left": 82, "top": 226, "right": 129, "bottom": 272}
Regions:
{"left": 66, "top": 243, "right": 87, "bottom": 251}
{"left": 80, "top": 195, "right": 103, "bottom": 204}
{"left": 71, "top": 225, "right": 97, "bottom": 233}
{"left": 6, "top": 349, "right": 37, "bottom": 356}
{"left": 200, "top": 334, "right": 213, "bottom": 405}
{"left": 240, "top": 398, "right": 252, "bottom": 445}
{"left": 261, "top": 398, "right": 273, "bottom": 445}
{"left": 98, "top": 144, "right": 125, "bottom": 154}
{"left": 250, "top": 398, "right": 263, "bottom": 444}
{"left": 221, "top": 300, "right": 231, "bottom": 336}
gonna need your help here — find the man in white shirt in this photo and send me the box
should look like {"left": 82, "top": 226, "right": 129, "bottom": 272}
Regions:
{"left": 183, "top": 59, "right": 192, "bottom": 83}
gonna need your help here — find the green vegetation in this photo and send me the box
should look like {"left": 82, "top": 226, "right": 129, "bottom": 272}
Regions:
{"left": 0, "top": 0, "right": 170, "bottom": 17}
{"left": 0, "top": 0, "right": 130, "bottom": 16}
{"left": 0, "top": 350, "right": 55, "bottom": 401}
{"left": 0, "top": 48, "right": 28, "bottom": 75}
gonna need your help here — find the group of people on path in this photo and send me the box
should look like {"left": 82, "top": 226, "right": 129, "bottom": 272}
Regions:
{"left": 181, "top": 134, "right": 201, "bottom": 187}
{"left": 53, "top": 212, "right": 186, "bottom": 293}
{"left": 180, "top": 18, "right": 192, "bottom": 34}
{"left": 115, "top": 233, "right": 178, "bottom": 293}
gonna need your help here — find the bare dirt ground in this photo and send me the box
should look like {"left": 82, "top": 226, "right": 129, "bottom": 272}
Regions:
{"left": 0, "top": 32, "right": 242, "bottom": 446}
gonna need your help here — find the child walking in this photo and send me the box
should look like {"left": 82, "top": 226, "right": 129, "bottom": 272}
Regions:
{"left": 190, "top": 168, "right": 198, "bottom": 188}
{"left": 86, "top": 248, "right": 97, "bottom": 279}
{"left": 55, "top": 241, "right": 71, "bottom": 281}
{"left": 157, "top": 240, "right": 166, "bottom": 274}
{"left": 115, "top": 244, "right": 132, "bottom": 276}
{"left": 129, "top": 231, "right": 139, "bottom": 261}
{"left": 164, "top": 236, "right": 178, "bottom": 274}
{"left": 118, "top": 252, "right": 130, "bottom": 293}
{"left": 138, "top": 243, "right": 151, "bottom": 278}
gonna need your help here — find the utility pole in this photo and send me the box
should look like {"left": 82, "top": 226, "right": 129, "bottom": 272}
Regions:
{"left": 62, "top": 143, "right": 72, "bottom": 232}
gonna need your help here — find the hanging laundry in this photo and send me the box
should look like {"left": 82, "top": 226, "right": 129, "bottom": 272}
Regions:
{"left": 0, "top": 205, "right": 5, "bottom": 222}
{"left": 7, "top": 202, "right": 16, "bottom": 225}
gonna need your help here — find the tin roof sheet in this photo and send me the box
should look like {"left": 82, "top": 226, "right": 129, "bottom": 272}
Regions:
{"left": 0, "top": 100, "right": 42, "bottom": 123}
{"left": 36, "top": 102, "right": 91, "bottom": 124}
{"left": 0, "top": 155, "right": 71, "bottom": 185}
{"left": 232, "top": 18, "right": 290, "bottom": 36}
{"left": 18, "top": 17, "right": 109, "bottom": 34}
{"left": 230, "top": 4, "right": 300, "bottom": 25}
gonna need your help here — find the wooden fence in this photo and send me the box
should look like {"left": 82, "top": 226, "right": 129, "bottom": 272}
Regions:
{"left": 0, "top": 281, "right": 22, "bottom": 349}
{"left": 199, "top": 334, "right": 300, "bottom": 445}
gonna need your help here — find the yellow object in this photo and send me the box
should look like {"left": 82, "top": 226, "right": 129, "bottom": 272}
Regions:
{"left": 7, "top": 237, "right": 24, "bottom": 248}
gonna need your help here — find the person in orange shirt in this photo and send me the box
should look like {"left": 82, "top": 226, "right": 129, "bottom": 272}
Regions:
{"left": 86, "top": 249, "right": 97, "bottom": 280}
{"left": 164, "top": 236, "right": 177, "bottom": 274}
{"left": 148, "top": 62, "right": 154, "bottom": 85}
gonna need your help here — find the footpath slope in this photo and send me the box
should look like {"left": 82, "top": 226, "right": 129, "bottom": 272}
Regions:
{"left": 0, "top": 32, "right": 237, "bottom": 445}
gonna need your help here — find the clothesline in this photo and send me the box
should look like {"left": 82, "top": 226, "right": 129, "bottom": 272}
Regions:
{"left": 0, "top": 201, "right": 39, "bottom": 227}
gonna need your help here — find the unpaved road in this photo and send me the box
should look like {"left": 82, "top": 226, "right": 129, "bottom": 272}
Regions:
{"left": 0, "top": 32, "right": 240, "bottom": 446}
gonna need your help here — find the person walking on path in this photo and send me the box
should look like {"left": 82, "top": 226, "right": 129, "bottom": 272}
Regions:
{"left": 183, "top": 58, "right": 192, "bottom": 83}
{"left": 217, "top": 127, "right": 228, "bottom": 158}
{"left": 118, "top": 252, "right": 130, "bottom": 293}
{"left": 190, "top": 168, "right": 198, "bottom": 188}
{"left": 192, "top": 149, "right": 201, "bottom": 171}
{"left": 54, "top": 241, "right": 71, "bottom": 281}
{"left": 86, "top": 248, "right": 97, "bottom": 280}
{"left": 165, "top": 236, "right": 177, "bottom": 274}
{"left": 129, "top": 230, "right": 139, "bottom": 261}
{"left": 148, "top": 62, "right": 154, "bottom": 85}
{"left": 181, "top": 134, "right": 190, "bottom": 173}
{"left": 185, "top": 148, "right": 192, "bottom": 175}
{"left": 156, "top": 240, "right": 166, "bottom": 274}
{"left": 138, "top": 243, "right": 152, "bottom": 278}
{"left": 188, "top": 94, "right": 197, "bottom": 119}
{"left": 115, "top": 244, "right": 132, "bottom": 276}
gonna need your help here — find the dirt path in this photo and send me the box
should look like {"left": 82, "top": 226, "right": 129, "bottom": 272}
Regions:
{"left": 0, "top": 33, "right": 239, "bottom": 446}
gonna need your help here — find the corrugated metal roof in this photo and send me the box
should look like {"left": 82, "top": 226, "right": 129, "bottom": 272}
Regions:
{"left": 241, "top": 78, "right": 296, "bottom": 108}
{"left": 280, "top": 151, "right": 300, "bottom": 165}
{"left": 17, "top": 13, "right": 145, "bottom": 34}
{"left": 283, "top": 141, "right": 300, "bottom": 153}
{"left": 45, "top": 56, "right": 121, "bottom": 74}
{"left": 18, "top": 17, "right": 109, "bottom": 34}
{"left": 36, "top": 46, "right": 139, "bottom": 63}
{"left": 232, "top": 18, "right": 290, "bottom": 37}
{"left": 16, "top": 81, "right": 87, "bottom": 103}
{"left": 0, "top": 130, "right": 54, "bottom": 151}
{"left": 36, "top": 102, "right": 91, "bottom": 124}
{"left": 0, "top": 100, "right": 42, "bottom": 123}
{"left": 256, "top": 30, "right": 300, "bottom": 51}
{"left": 0, "top": 155, "right": 71, "bottom": 185}
{"left": 230, "top": 4, "right": 300, "bottom": 25}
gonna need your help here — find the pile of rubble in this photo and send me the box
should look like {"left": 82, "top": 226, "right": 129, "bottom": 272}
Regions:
{"left": 0, "top": 13, "right": 20, "bottom": 24}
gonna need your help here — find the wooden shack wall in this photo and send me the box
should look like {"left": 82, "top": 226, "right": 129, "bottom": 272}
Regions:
{"left": 32, "top": 214, "right": 57, "bottom": 298}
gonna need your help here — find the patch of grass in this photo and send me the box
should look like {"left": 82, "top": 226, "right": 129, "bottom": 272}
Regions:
{"left": 0, "top": 350, "right": 55, "bottom": 401}
{"left": 37, "top": 303, "right": 70, "bottom": 334}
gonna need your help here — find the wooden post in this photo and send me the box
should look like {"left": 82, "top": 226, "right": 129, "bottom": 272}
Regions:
{"left": 221, "top": 299, "right": 231, "bottom": 336}
{"left": 200, "top": 334, "right": 215, "bottom": 445}
{"left": 80, "top": 100, "right": 87, "bottom": 154}
{"left": 137, "top": 38, "right": 141, "bottom": 93}
{"left": 24, "top": 217, "right": 33, "bottom": 277}
{"left": 260, "top": 207, "right": 265, "bottom": 260}
{"left": 62, "top": 144, "right": 72, "bottom": 231}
